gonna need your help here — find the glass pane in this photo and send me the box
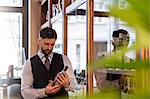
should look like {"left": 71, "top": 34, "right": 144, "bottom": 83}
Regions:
{"left": 0, "top": 0, "right": 22, "bottom": 7}
{"left": 0, "top": 12, "right": 22, "bottom": 78}
{"left": 94, "top": 0, "right": 110, "bottom": 12}
{"left": 52, "top": 18, "right": 63, "bottom": 54}
{"left": 68, "top": 8, "right": 87, "bottom": 97}
{"left": 93, "top": 0, "right": 136, "bottom": 94}
{"left": 68, "top": 15, "right": 87, "bottom": 70}
{"left": 94, "top": 16, "right": 135, "bottom": 58}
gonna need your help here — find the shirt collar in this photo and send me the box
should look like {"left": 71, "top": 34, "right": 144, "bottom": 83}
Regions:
{"left": 37, "top": 50, "right": 54, "bottom": 59}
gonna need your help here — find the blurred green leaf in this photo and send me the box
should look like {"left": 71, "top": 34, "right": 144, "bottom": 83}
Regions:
{"left": 110, "top": 0, "right": 150, "bottom": 47}
{"left": 93, "top": 46, "right": 136, "bottom": 69}
{"left": 89, "top": 0, "right": 150, "bottom": 99}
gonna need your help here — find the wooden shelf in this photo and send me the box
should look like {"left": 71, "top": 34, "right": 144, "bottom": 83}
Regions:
{"left": 41, "top": 0, "right": 48, "bottom": 25}
{"left": 97, "top": 69, "right": 135, "bottom": 76}
{"left": 67, "top": 9, "right": 109, "bottom": 17}
{"left": 107, "top": 69, "right": 135, "bottom": 76}
{"left": 41, "top": 21, "right": 49, "bottom": 29}
{"left": 94, "top": 11, "right": 109, "bottom": 17}
{"left": 51, "top": 11, "right": 62, "bottom": 24}
{"left": 41, "top": 0, "right": 47, "bottom": 6}
{"left": 66, "top": 0, "right": 86, "bottom": 15}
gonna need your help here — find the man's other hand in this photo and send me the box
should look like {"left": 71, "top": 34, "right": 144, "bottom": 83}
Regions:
{"left": 55, "top": 72, "right": 70, "bottom": 87}
{"left": 44, "top": 82, "right": 61, "bottom": 95}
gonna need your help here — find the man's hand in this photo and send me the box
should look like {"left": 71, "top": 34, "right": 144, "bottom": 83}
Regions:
{"left": 55, "top": 72, "right": 70, "bottom": 87}
{"left": 44, "top": 82, "right": 61, "bottom": 95}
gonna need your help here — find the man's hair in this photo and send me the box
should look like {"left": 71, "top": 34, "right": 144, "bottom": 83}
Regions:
{"left": 39, "top": 27, "right": 57, "bottom": 39}
{"left": 117, "top": 29, "right": 128, "bottom": 35}
{"left": 112, "top": 29, "right": 128, "bottom": 37}
{"left": 112, "top": 30, "right": 119, "bottom": 37}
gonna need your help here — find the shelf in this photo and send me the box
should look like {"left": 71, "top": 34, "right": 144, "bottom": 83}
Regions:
{"left": 97, "top": 69, "right": 135, "bottom": 76}
{"left": 41, "top": 21, "right": 49, "bottom": 29}
{"left": 107, "top": 69, "right": 135, "bottom": 76}
{"left": 94, "top": 11, "right": 109, "bottom": 17}
{"left": 67, "top": 9, "right": 109, "bottom": 17}
{"left": 41, "top": 0, "right": 47, "bottom": 6}
{"left": 41, "top": 0, "right": 48, "bottom": 25}
{"left": 66, "top": 0, "right": 86, "bottom": 15}
{"left": 51, "top": 11, "right": 62, "bottom": 24}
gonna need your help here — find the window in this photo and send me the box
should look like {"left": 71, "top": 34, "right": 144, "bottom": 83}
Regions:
{"left": 98, "top": 17, "right": 102, "bottom": 22}
{"left": 54, "top": 44, "right": 63, "bottom": 54}
{"left": 76, "top": 44, "right": 81, "bottom": 64}
{"left": 81, "top": 16, "right": 84, "bottom": 20}
{"left": 119, "top": 0, "right": 128, "bottom": 9}
{"left": 0, "top": 0, "right": 27, "bottom": 83}
{"left": 76, "top": 15, "right": 85, "bottom": 22}
{"left": 52, "top": 18, "right": 63, "bottom": 54}
{"left": 0, "top": 12, "right": 22, "bottom": 75}
{"left": 98, "top": 2, "right": 104, "bottom": 9}
{"left": 94, "top": 42, "right": 107, "bottom": 59}
{"left": 0, "top": 0, "right": 22, "bottom": 7}
{"left": 119, "top": 18, "right": 127, "bottom": 24}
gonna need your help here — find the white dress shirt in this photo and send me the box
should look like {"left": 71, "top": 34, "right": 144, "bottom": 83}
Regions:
{"left": 21, "top": 51, "right": 77, "bottom": 99}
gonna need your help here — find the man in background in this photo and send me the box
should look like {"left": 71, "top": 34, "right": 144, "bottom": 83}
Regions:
{"left": 94, "top": 29, "right": 133, "bottom": 93}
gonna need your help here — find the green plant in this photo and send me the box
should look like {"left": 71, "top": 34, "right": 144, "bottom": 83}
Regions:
{"left": 93, "top": 0, "right": 150, "bottom": 99}
{"left": 74, "top": 0, "right": 149, "bottom": 98}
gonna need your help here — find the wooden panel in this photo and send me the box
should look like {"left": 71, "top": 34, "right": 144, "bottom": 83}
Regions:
{"left": 41, "top": 0, "right": 48, "bottom": 25}
{"left": 29, "top": 0, "right": 41, "bottom": 57}
{"left": 49, "top": 0, "right": 53, "bottom": 20}
{"left": 67, "top": 9, "right": 109, "bottom": 17}
{"left": 0, "top": 6, "right": 22, "bottom": 12}
{"left": 51, "top": 11, "right": 62, "bottom": 23}
{"left": 62, "top": 0, "right": 68, "bottom": 55}
{"left": 22, "top": 0, "right": 29, "bottom": 59}
{"left": 66, "top": 0, "right": 86, "bottom": 14}
{"left": 86, "top": 0, "right": 94, "bottom": 96}
{"left": 41, "top": 0, "right": 48, "bottom": 5}
{"left": 52, "top": 0, "right": 58, "bottom": 4}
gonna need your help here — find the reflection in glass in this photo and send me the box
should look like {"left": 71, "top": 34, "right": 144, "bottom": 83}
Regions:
{"left": 68, "top": 15, "right": 87, "bottom": 70}
{"left": 93, "top": 1, "right": 136, "bottom": 94}
{"left": 0, "top": 0, "right": 22, "bottom": 7}
{"left": 94, "top": 0, "right": 110, "bottom": 12}
{"left": 68, "top": 14, "right": 87, "bottom": 96}
{"left": 93, "top": 16, "right": 136, "bottom": 59}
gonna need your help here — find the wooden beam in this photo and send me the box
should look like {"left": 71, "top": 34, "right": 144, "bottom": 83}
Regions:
{"left": 48, "top": 0, "right": 53, "bottom": 26}
{"left": 67, "top": 9, "right": 109, "bottom": 17}
{"left": 86, "top": 0, "right": 94, "bottom": 96}
{"left": 65, "top": 0, "right": 86, "bottom": 14}
{"left": 22, "top": 0, "right": 29, "bottom": 59}
{"left": 62, "top": 0, "right": 68, "bottom": 55}
{"left": 0, "top": 6, "right": 22, "bottom": 12}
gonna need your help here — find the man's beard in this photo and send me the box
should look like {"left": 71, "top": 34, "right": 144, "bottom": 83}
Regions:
{"left": 41, "top": 48, "right": 52, "bottom": 56}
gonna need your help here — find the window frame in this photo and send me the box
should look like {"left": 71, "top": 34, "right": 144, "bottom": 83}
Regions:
{"left": 0, "top": 0, "right": 28, "bottom": 59}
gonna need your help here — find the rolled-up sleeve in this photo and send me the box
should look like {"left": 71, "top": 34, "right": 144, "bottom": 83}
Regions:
{"left": 62, "top": 55, "right": 77, "bottom": 92}
{"left": 21, "top": 59, "right": 47, "bottom": 99}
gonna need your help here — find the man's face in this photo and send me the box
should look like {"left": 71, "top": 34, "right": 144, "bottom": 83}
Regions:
{"left": 119, "top": 33, "right": 129, "bottom": 47}
{"left": 112, "top": 33, "right": 129, "bottom": 48}
{"left": 112, "top": 37, "right": 120, "bottom": 47}
{"left": 38, "top": 38, "right": 56, "bottom": 55}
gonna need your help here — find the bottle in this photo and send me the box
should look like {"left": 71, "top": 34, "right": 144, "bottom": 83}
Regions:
{"left": 51, "top": 66, "right": 68, "bottom": 86}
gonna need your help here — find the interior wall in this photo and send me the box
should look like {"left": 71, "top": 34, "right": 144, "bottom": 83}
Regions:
{"left": 29, "top": 0, "right": 41, "bottom": 57}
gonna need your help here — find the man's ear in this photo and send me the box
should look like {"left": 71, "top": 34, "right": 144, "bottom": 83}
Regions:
{"left": 112, "top": 40, "right": 115, "bottom": 46}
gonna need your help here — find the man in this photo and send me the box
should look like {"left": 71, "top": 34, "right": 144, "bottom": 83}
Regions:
{"left": 21, "top": 27, "right": 77, "bottom": 99}
{"left": 110, "top": 29, "right": 130, "bottom": 92}
{"left": 112, "top": 29, "right": 130, "bottom": 52}
{"left": 94, "top": 29, "right": 132, "bottom": 93}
